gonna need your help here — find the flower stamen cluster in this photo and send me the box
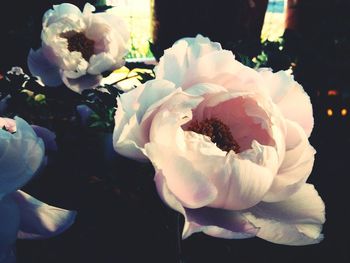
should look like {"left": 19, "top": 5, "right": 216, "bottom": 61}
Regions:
{"left": 61, "top": 31, "right": 95, "bottom": 61}
{"left": 187, "top": 118, "right": 240, "bottom": 153}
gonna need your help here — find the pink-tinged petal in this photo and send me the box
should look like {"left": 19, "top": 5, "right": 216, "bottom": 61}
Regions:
{"left": 209, "top": 151, "right": 275, "bottom": 210}
{"left": 0, "top": 196, "right": 20, "bottom": 260}
{"left": 11, "top": 191, "right": 76, "bottom": 239}
{"left": 146, "top": 143, "right": 217, "bottom": 209}
{"left": 0, "top": 118, "right": 16, "bottom": 133}
{"left": 31, "top": 125, "right": 57, "bottom": 152}
{"left": 0, "top": 117, "right": 45, "bottom": 198}
{"left": 184, "top": 207, "right": 258, "bottom": 239}
{"left": 264, "top": 121, "right": 316, "bottom": 202}
{"left": 244, "top": 184, "right": 325, "bottom": 245}
{"left": 154, "top": 171, "right": 185, "bottom": 215}
{"left": 155, "top": 35, "right": 221, "bottom": 86}
{"left": 260, "top": 70, "right": 313, "bottom": 137}
{"left": 181, "top": 51, "right": 265, "bottom": 95}
{"left": 27, "top": 48, "right": 62, "bottom": 87}
{"left": 61, "top": 73, "right": 102, "bottom": 93}
{"left": 193, "top": 92, "right": 277, "bottom": 151}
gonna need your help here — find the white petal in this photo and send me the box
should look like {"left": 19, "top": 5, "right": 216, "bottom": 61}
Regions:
{"left": 136, "top": 79, "right": 177, "bottom": 123}
{"left": 96, "top": 12, "right": 130, "bottom": 44}
{"left": 264, "top": 121, "right": 316, "bottom": 202}
{"left": 113, "top": 113, "right": 148, "bottom": 161}
{"left": 113, "top": 85, "right": 151, "bottom": 161}
{"left": 0, "top": 117, "right": 45, "bottom": 198}
{"left": 244, "top": 184, "right": 325, "bottom": 245}
{"left": 209, "top": 151, "right": 275, "bottom": 210}
{"left": 12, "top": 191, "right": 76, "bottom": 239}
{"left": 43, "top": 3, "right": 82, "bottom": 27}
{"left": 82, "top": 3, "right": 96, "bottom": 14}
{"left": 88, "top": 53, "right": 119, "bottom": 75}
{"left": 146, "top": 143, "right": 217, "bottom": 209}
{"left": 155, "top": 35, "right": 221, "bottom": 86}
{"left": 27, "top": 48, "right": 62, "bottom": 87}
{"left": 261, "top": 70, "right": 314, "bottom": 137}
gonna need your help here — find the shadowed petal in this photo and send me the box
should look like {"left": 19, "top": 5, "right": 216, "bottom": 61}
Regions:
{"left": 184, "top": 207, "right": 258, "bottom": 239}
{"left": 244, "top": 184, "right": 325, "bottom": 245}
{"left": 11, "top": 191, "right": 76, "bottom": 239}
{"left": 27, "top": 49, "right": 62, "bottom": 87}
{"left": 0, "top": 117, "right": 45, "bottom": 198}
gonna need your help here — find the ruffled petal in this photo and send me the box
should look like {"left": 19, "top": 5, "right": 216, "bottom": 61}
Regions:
{"left": 11, "top": 191, "right": 76, "bottom": 239}
{"left": 244, "top": 184, "right": 325, "bottom": 245}
{"left": 155, "top": 34, "right": 222, "bottom": 86}
{"left": 264, "top": 121, "right": 315, "bottom": 202}
{"left": 209, "top": 150, "right": 275, "bottom": 210}
{"left": 88, "top": 53, "right": 119, "bottom": 75}
{"left": 146, "top": 143, "right": 217, "bottom": 209}
{"left": 27, "top": 48, "right": 62, "bottom": 87}
{"left": 260, "top": 70, "right": 313, "bottom": 137}
{"left": 0, "top": 117, "right": 45, "bottom": 198}
{"left": 43, "top": 3, "right": 82, "bottom": 27}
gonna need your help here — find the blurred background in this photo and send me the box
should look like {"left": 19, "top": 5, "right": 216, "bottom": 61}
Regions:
{"left": 0, "top": 0, "right": 349, "bottom": 262}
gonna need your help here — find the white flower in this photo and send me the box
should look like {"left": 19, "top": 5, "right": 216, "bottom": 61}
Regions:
{"left": 112, "top": 35, "right": 325, "bottom": 245}
{"left": 28, "top": 3, "right": 129, "bottom": 93}
{"left": 0, "top": 117, "right": 76, "bottom": 262}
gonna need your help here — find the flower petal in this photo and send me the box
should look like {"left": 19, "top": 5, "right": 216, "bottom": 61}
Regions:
{"left": 209, "top": 151, "right": 275, "bottom": 210}
{"left": 155, "top": 34, "right": 222, "bottom": 86}
{"left": 260, "top": 70, "right": 313, "bottom": 137}
{"left": 0, "top": 117, "right": 45, "bottom": 198}
{"left": 11, "top": 191, "right": 76, "bottom": 239}
{"left": 61, "top": 73, "right": 102, "bottom": 93}
{"left": 264, "top": 121, "right": 316, "bottom": 202}
{"left": 88, "top": 53, "right": 119, "bottom": 75}
{"left": 146, "top": 143, "right": 217, "bottom": 209}
{"left": 244, "top": 184, "right": 325, "bottom": 245}
{"left": 43, "top": 3, "right": 82, "bottom": 27}
{"left": 27, "top": 48, "right": 62, "bottom": 87}
{"left": 184, "top": 207, "right": 258, "bottom": 239}
{"left": 31, "top": 125, "right": 57, "bottom": 152}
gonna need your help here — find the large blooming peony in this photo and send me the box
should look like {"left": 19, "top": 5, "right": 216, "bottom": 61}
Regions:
{"left": 0, "top": 117, "right": 76, "bottom": 262}
{"left": 113, "top": 35, "right": 325, "bottom": 245}
{"left": 28, "top": 3, "right": 129, "bottom": 93}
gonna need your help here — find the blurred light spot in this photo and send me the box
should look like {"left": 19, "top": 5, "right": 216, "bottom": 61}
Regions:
{"left": 341, "top": 108, "right": 347, "bottom": 116}
{"left": 328, "top": 90, "right": 338, "bottom": 96}
{"left": 327, "top": 109, "right": 333, "bottom": 117}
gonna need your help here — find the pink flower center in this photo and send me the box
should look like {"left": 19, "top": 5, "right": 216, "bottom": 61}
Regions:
{"left": 61, "top": 31, "right": 95, "bottom": 61}
{"left": 187, "top": 118, "right": 240, "bottom": 153}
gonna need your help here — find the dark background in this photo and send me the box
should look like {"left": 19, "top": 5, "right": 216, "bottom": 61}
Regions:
{"left": 0, "top": 0, "right": 349, "bottom": 262}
